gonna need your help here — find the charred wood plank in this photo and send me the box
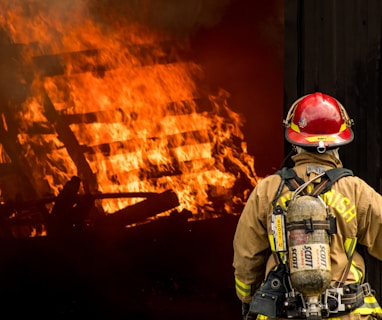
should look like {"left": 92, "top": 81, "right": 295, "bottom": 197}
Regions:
{"left": 23, "top": 121, "right": 56, "bottom": 135}
{"left": 0, "top": 113, "right": 47, "bottom": 199}
{"left": 22, "top": 98, "right": 214, "bottom": 134}
{"left": 81, "top": 158, "right": 215, "bottom": 188}
{"left": 95, "top": 189, "right": 180, "bottom": 228}
{"left": 0, "top": 34, "right": 53, "bottom": 211}
{"left": 15, "top": 191, "right": 170, "bottom": 209}
{"left": 82, "top": 129, "right": 212, "bottom": 158}
{"left": 0, "top": 33, "right": 33, "bottom": 106}
{"left": 57, "top": 98, "right": 214, "bottom": 125}
{"left": 0, "top": 128, "right": 51, "bottom": 222}
{"left": 33, "top": 42, "right": 188, "bottom": 77}
{"left": 42, "top": 90, "right": 99, "bottom": 195}
{"left": 33, "top": 49, "right": 107, "bottom": 78}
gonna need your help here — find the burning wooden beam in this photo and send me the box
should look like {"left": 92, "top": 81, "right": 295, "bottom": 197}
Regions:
{"left": 32, "top": 42, "right": 189, "bottom": 77}
{"left": 82, "top": 129, "right": 212, "bottom": 158}
{"left": 57, "top": 98, "right": 214, "bottom": 125}
{"left": 41, "top": 90, "right": 99, "bottom": 195}
{"left": 43, "top": 176, "right": 180, "bottom": 236}
{"left": 22, "top": 98, "right": 214, "bottom": 135}
{"left": 95, "top": 189, "right": 180, "bottom": 228}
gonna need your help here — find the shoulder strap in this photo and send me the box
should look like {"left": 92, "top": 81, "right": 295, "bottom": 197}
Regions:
{"left": 311, "top": 168, "right": 354, "bottom": 196}
{"left": 272, "top": 168, "right": 301, "bottom": 207}
{"left": 275, "top": 167, "right": 354, "bottom": 199}
{"left": 274, "top": 167, "right": 356, "bottom": 285}
{"left": 276, "top": 168, "right": 305, "bottom": 192}
{"left": 325, "top": 168, "right": 354, "bottom": 182}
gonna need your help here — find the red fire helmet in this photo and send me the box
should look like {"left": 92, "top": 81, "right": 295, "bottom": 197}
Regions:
{"left": 283, "top": 92, "right": 354, "bottom": 152}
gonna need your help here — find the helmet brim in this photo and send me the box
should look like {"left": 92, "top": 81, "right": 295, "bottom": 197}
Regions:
{"left": 285, "top": 127, "right": 354, "bottom": 148}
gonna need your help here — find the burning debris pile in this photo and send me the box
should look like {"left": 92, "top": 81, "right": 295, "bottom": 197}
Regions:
{"left": 0, "top": 0, "right": 259, "bottom": 238}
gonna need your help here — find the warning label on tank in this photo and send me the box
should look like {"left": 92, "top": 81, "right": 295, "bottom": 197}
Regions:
{"left": 289, "top": 243, "right": 331, "bottom": 272}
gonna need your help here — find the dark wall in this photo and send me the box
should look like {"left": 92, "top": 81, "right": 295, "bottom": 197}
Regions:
{"left": 284, "top": 0, "right": 382, "bottom": 189}
{"left": 284, "top": 0, "right": 382, "bottom": 299}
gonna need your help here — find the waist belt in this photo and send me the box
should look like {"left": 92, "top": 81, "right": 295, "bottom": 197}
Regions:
{"left": 322, "top": 283, "right": 372, "bottom": 316}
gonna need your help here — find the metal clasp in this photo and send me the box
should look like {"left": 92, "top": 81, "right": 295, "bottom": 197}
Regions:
{"left": 361, "top": 283, "right": 372, "bottom": 297}
{"left": 322, "top": 287, "right": 345, "bottom": 314}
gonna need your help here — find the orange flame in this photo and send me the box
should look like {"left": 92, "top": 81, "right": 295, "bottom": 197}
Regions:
{"left": 0, "top": 0, "right": 259, "bottom": 231}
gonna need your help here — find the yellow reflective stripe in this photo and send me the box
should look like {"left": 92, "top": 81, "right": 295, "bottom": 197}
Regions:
{"left": 268, "top": 234, "right": 276, "bottom": 252}
{"left": 344, "top": 237, "right": 357, "bottom": 259}
{"left": 350, "top": 261, "right": 363, "bottom": 283}
{"left": 306, "top": 136, "right": 338, "bottom": 142}
{"left": 339, "top": 122, "right": 347, "bottom": 132}
{"left": 235, "top": 277, "right": 252, "bottom": 297}
{"left": 290, "top": 121, "right": 300, "bottom": 133}
{"left": 268, "top": 235, "right": 287, "bottom": 263}
{"left": 351, "top": 296, "right": 382, "bottom": 315}
{"left": 344, "top": 237, "right": 362, "bottom": 283}
{"left": 257, "top": 314, "right": 268, "bottom": 320}
{"left": 349, "top": 263, "right": 362, "bottom": 283}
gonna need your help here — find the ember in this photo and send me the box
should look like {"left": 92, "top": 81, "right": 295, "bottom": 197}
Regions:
{"left": 0, "top": 0, "right": 259, "bottom": 238}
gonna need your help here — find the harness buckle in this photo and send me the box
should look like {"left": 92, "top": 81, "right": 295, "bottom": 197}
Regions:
{"left": 322, "top": 287, "right": 345, "bottom": 314}
{"left": 303, "top": 218, "right": 314, "bottom": 233}
{"left": 361, "top": 283, "right": 372, "bottom": 296}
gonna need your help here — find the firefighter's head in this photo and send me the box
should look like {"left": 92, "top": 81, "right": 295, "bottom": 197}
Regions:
{"left": 283, "top": 92, "right": 354, "bottom": 153}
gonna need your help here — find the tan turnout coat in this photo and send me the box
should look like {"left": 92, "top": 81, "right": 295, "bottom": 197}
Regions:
{"left": 233, "top": 151, "right": 382, "bottom": 316}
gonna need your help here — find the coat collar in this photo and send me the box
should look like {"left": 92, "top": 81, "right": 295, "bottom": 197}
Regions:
{"left": 291, "top": 151, "right": 343, "bottom": 169}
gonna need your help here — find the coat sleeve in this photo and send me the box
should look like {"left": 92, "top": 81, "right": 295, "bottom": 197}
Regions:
{"left": 233, "top": 181, "right": 272, "bottom": 303}
{"left": 356, "top": 179, "right": 382, "bottom": 261}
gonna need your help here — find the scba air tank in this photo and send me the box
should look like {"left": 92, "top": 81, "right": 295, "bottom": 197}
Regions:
{"left": 286, "top": 195, "right": 332, "bottom": 297}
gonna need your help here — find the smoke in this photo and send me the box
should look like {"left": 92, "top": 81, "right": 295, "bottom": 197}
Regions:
{"left": 88, "top": 0, "right": 231, "bottom": 39}
{"left": 0, "top": 0, "right": 231, "bottom": 43}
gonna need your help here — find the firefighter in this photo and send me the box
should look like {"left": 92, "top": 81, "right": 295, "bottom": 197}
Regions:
{"left": 233, "top": 92, "right": 382, "bottom": 320}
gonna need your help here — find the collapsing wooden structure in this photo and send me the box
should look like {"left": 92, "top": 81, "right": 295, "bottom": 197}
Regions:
{"left": 0, "top": 18, "right": 257, "bottom": 238}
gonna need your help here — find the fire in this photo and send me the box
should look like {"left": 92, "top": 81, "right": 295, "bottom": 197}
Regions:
{"left": 0, "top": 0, "right": 259, "bottom": 236}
